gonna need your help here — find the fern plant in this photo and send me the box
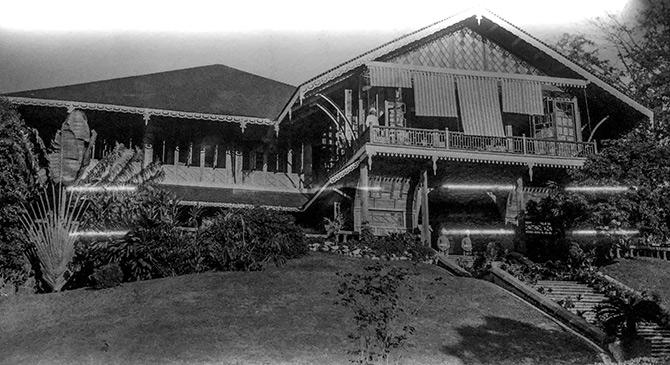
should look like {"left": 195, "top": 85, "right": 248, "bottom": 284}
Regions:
{"left": 596, "top": 293, "right": 662, "bottom": 340}
{"left": 19, "top": 185, "right": 87, "bottom": 292}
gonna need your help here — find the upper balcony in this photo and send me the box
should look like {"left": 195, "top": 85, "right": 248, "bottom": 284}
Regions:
{"left": 363, "top": 125, "right": 597, "bottom": 168}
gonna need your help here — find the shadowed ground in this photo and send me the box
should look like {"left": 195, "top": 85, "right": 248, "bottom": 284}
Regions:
{"left": 0, "top": 253, "right": 598, "bottom": 364}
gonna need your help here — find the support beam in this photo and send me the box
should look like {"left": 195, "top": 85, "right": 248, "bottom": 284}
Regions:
{"left": 360, "top": 161, "right": 370, "bottom": 229}
{"left": 199, "top": 146, "right": 206, "bottom": 181}
{"left": 515, "top": 177, "right": 527, "bottom": 254}
{"left": 421, "top": 169, "right": 430, "bottom": 246}
{"left": 234, "top": 149, "right": 243, "bottom": 183}
{"left": 303, "top": 144, "right": 313, "bottom": 180}
{"left": 412, "top": 183, "right": 422, "bottom": 230}
{"left": 225, "top": 149, "right": 233, "bottom": 183}
{"left": 142, "top": 114, "right": 153, "bottom": 167}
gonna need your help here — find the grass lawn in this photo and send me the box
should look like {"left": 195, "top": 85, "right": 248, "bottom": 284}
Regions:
{"left": 0, "top": 252, "right": 599, "bottom": 365}
{"left": 601, "top": 257, "right": 670, "bottom": 308}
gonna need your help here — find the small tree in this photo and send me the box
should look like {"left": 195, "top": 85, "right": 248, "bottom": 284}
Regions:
{"left": 334, "top": 264, "right": 438, "bottom": 364}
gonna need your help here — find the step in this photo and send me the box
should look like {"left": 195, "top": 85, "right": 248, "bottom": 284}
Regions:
{"left": 544, "top": 295, "right": 607, "bottom": 301}
{"left": 537, "top": 282, "right": 594, "bottom": 286}
{"left": 543, "top": 292, "right": 605, "bottom": 297}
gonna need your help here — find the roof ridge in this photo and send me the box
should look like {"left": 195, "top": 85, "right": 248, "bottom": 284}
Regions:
{"left": 5, "top": 63, "right": 295, "bottom": 96}
{"left": 298, "top": 14, "right": 460, "bottom": 88}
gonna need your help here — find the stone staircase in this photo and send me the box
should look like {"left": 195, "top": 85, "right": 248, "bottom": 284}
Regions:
{"left": 536, "top": 280, "right": 670, "bottom": 358}
{"left": 638, "top": 322, "right": 670, "bottom": 358}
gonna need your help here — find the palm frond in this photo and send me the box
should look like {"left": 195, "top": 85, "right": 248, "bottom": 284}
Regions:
{"left": 127, "top": 161, "right": 164, "bottom": 185}
{"left": 103, "top": 147, "right": 136, "bottom": 183}
{"left": 110, "top": 148, "right": 143, "bottom": 183}
{"left": 19, "top": 185, "right": 87, "bottom": 292}
{"left": 77, "top": 143, "right": 124, "bottom": 184}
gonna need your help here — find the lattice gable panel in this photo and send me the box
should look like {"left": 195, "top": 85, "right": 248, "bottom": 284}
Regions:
{"left": 390, "top": 27, "right": 544, "bottom": 76}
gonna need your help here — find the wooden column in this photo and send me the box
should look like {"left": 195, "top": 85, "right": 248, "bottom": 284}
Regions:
{"left": 142, "top": 114, "right": 153, "bottom": 167}
{"left": 234, "top": 149, "right": 243, "bottom": 184}
{"left": 303, "top": 143, "right": 312, "bottom": 178}
{"left": 249, "top": 151, "right": 256, "bottom": 170}
{"left": 360, "top": 161, "right": 370, "bottom": 228}
{"left": 262, "top": 151, "right": 268, "bottom": 172}
{"left": 412, "top": 184, "right": 422, "bottom": 230}
{"left": 199, "top": 146, "right": 206, "bottom": 181}
{"left": 515, "top": 177, "right": 527, "bottom": 253}
{"left": 225, "top": 149, "right": 233, "bottom": 183}
{"left": 287, "top": 149, "right": 293, "bottom": 174}
{"left": 421, "top": 170, "right": 430, "bottom": 246}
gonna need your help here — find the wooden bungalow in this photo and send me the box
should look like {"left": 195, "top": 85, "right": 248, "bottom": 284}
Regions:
{"left": 3, "top": 8, "right": 653, "bottom": 247}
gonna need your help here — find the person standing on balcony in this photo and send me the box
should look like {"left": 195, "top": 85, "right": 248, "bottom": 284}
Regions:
{"left": 365, "top": 107, "right": 379, "bottom": 129}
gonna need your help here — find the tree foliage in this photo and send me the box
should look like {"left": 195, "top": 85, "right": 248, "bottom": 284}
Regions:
{"left": 554, "top": 0, "right": 670, "bottom": 243}
{"left": 0, "top": 99, "right": 47, "bottom": 289}
{"left": 570, "top": 123, "right": 670, "bottom": 242}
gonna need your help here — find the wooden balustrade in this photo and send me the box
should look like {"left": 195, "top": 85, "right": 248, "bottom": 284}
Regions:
{"left": 369, "top": 126, "right": 596, "bottom": 158}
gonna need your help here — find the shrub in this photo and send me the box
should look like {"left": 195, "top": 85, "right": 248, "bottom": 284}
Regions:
{"left": 203, "top": 208, "right": 307, "bottom": 271}
{"left": 90, "top": 263, "right": 123, "bottom": 289}
{"left": 90, "top": 226, "right": 205, "bottom": 282}
{"left": 70, "top": 186, "right": 186, "bottom": 285}
{"left": 73, "top": 204, "right": 307, "bottom": 285}
{"left": 348, "top": 231, "right": 434, "bottom": 262}
{"left": 323, "top": 212, "right": 344, "bottom": 238}
{"left": 79, "top": 185, "right": 180, "bottom": 233}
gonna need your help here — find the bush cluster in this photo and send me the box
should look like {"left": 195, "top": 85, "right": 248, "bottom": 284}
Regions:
{"left": 71, "top": 201, "right": 308, "bottom": 286}
{"left": 203, "top": 208, "right": 308, "bottom": 271}
{"left": 365, "top": 232, "right": 434, "bottom": 262}
{"left": 344, "top": 227, "right": 434, "bottom": 262}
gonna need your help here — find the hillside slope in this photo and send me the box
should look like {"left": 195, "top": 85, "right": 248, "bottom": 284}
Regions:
{"left": 0, "top": 253, "right": 598, "bottom": 365}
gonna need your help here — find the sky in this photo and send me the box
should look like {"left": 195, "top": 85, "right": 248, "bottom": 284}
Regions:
{"left": 0, "top": 0, "right": 635, "bottom": 93}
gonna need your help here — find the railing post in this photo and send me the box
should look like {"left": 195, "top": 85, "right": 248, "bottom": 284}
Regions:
{"left": 445, "top": 128, "right": 449, "bottom": 149}
{"left": 522, "top": 134, "right": 527, "bottom": 155}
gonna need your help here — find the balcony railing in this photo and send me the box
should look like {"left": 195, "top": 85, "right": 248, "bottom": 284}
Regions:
{"left": 369, "top": 126, "right": 597, "bottom": 158}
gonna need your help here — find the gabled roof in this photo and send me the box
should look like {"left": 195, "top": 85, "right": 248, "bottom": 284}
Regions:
{"left": 5, "top": 64, "right": 296, "bottom": 120}
{"left": 278, "top": 7, "right": 652, "bottom": 122}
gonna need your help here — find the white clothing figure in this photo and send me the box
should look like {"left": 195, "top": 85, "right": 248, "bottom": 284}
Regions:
{"left": 437, "top": 232, "right": 452, "bottom": 256}
{"left": 461, "top": 231, "right": 473, "bottom": 256}
{"left": 365, "top": 107, "right": 379, "bottom": 128}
